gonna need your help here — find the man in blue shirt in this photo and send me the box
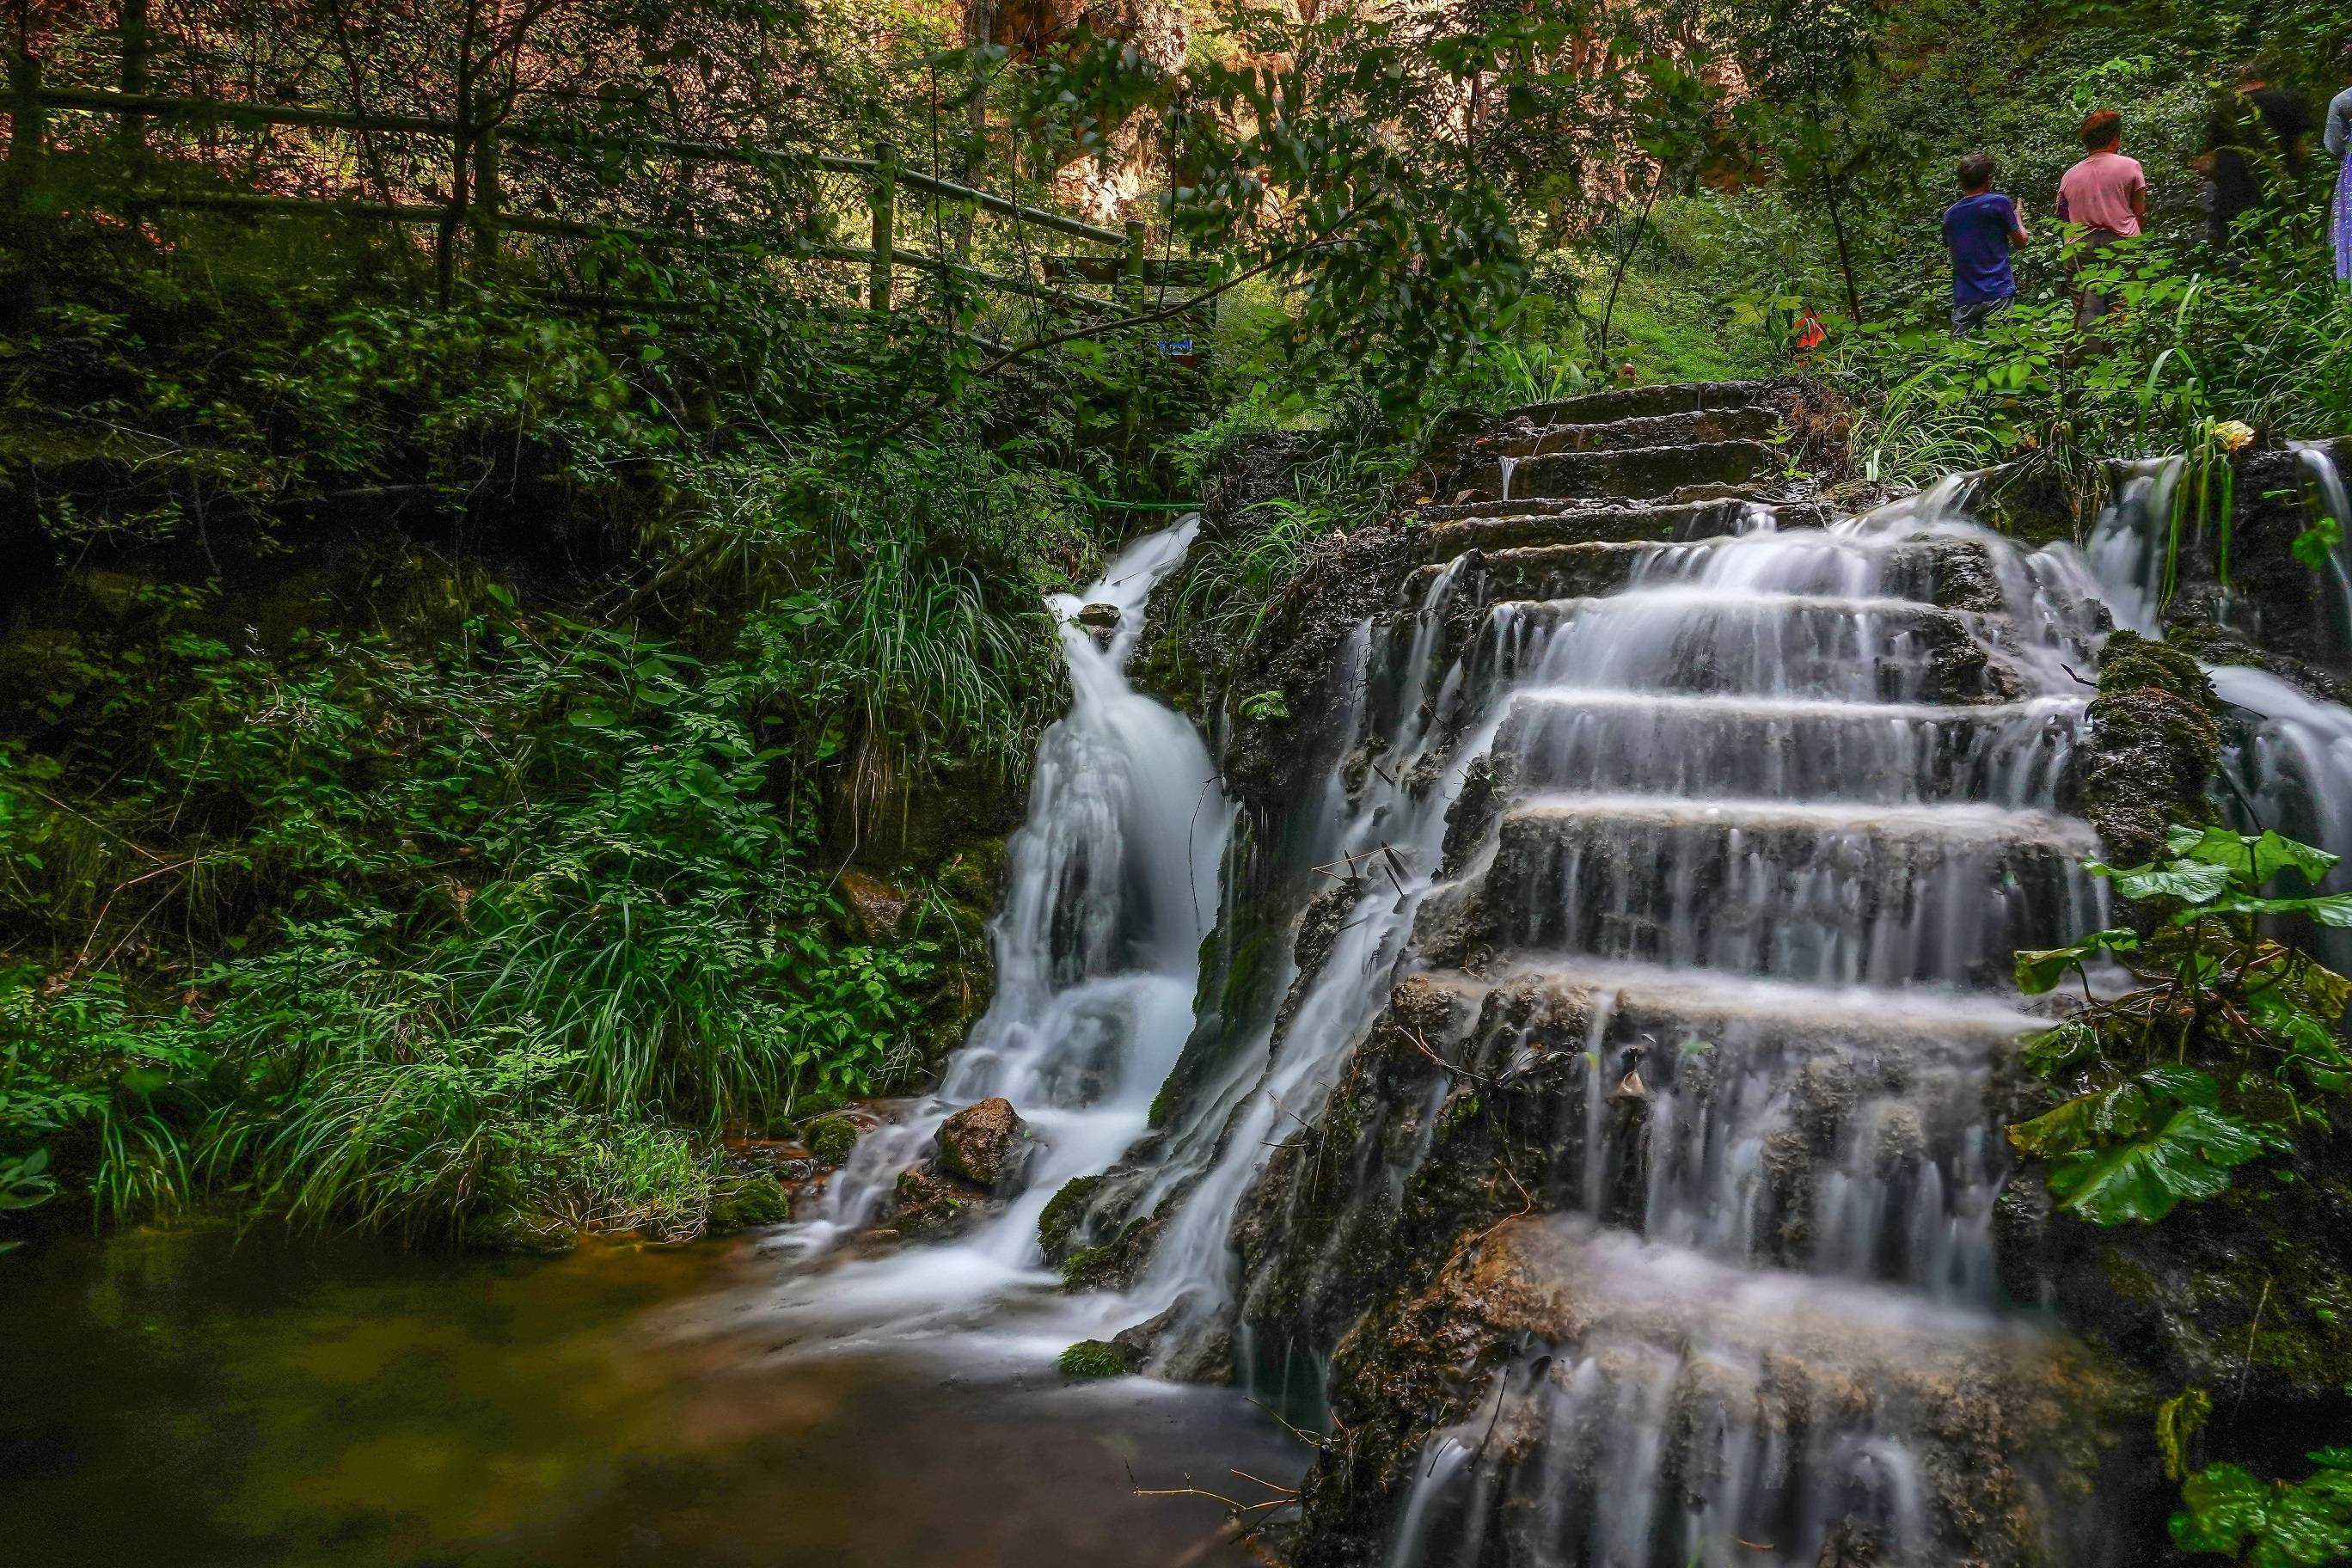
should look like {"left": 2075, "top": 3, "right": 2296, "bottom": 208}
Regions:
{"left": 1941, "top": 153, "right": 2031, "bottom": 334}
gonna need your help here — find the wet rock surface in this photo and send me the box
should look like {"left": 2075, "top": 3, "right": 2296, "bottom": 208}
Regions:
{"left": 1296, "top": 1216, "right": 2136, "bottom": 1568}
{"left": 935, "top": 1096, "right": 1031, "bottom": 1190}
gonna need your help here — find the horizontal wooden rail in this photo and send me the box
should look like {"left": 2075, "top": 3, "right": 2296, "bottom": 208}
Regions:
{"left": 889, "top": 167, "right": 1126, "bottom": 246}
{"left": 897, "top": 246, "right": 1123, "bottom": 315}
{"left": 162, "top": 189, "right": 446, "bottom": 223}
{"left": 38, "top": 83, "right": 444, "bottom": 135}
{"left": 133, "top": 187, "right": 1126, "bottom": 315}
{"left": 31, "top": 83, "right": 1127, "bottom": 248}
{"left": 16, "top": 56, "right": 1156, "bottom": 340}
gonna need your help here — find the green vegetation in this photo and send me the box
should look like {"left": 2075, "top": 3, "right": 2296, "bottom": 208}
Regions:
{"left": 2174, "top": 1447, "right": 2352, "bottom": 1567}
{"left": 2014, "top": 824, "right": 2352, "bottom": 1552}
{"left": 2012, "top": 824, "right": 2352, "bottom": 1225}
{"left": 1057, "top": 1338, "right": 1127, "bottom": 1378}
{"left": 1036, "top": 1173, "right": 1102, "bottom": 1259}
{"left": 1, "top": 0, "right": 2347, "bottom": 1283}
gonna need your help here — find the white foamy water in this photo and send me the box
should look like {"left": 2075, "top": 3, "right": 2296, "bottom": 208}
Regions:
{"left": 768, "top": 519, "right": 1229, "bottom": 1344}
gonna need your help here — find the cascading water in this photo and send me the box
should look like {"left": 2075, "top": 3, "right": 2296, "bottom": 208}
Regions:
{"left": 2083, "top": 455, "right": 2184, "bottom": 634}
{"left": 750, "top": 398, "right": 2346, "bottom": 1564}
{"left": 776, "top": 519, "right": 1228, "bottom": 1327}
{"left": 1127, "top": 430, "right": 2130, "bottom": 1562}
{"left": 2086, "top": 444, "right": 2352, "bottom": 965}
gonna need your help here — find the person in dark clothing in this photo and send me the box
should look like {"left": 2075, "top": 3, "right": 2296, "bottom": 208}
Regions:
{"left": 2205, "top": 65, "right": 2312, "bottom": 248}
{"left": 1940, "top": 152, "right": 2030, "bottom": 335}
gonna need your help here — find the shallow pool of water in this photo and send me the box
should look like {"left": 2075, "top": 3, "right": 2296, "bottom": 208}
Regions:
{"left": 0, "top": 1225, "right": 1303, "bottom": 1567}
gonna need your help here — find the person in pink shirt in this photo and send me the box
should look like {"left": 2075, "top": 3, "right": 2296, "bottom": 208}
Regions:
{"left": 2055, "top": 110, "right": 2148, "bottom": 328}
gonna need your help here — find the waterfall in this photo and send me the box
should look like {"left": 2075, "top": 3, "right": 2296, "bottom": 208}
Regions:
{"left": 1326, "top": 484, "right": 2116, "bottom": 1560}
{"left": 781, "top": 520, "right": 1229, "bottom": 1301}
{"left": 1130, "top": 396, "right": 2133, "bottom": 1562}
{"left": 2298, "top": 442, "right": 2352, "bottom": 652}
{"left": 2082, "top": 456, "right": 2184, "bottom": 634}
{"left": 2081, "top": 444, "right": 2352, "bottom": 966}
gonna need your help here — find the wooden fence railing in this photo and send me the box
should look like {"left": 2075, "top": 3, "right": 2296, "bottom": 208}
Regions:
{"left": 4, "top": 36, "right": 1153, "bottom": 333}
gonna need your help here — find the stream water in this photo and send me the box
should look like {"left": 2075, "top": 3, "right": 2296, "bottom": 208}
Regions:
{"left": 9, "top": 439, "right": 2352, "bottom": 1568}
{"left": 0, "top": 1226, "right": 1302, "bottom": 1568}
{"left": 0, "top": 524, "right": 1296, "bottom": 1568}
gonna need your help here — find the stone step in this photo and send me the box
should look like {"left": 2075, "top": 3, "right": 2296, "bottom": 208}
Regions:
{"left": 1467, "top": 439, "right": 1781, "bottom": 505}
{"left": 1486, "top": 689, "right": 2084, "bottom": 809}
{"left": 1503, "top": 378, "right": 1792, "bottom": 428}
{"left": 1409, "top": 498, "right": 1838, "bottom": 561}
{"left": 1417, "top": 795, "right": 2101, "bottom": 989}
{"left": 1368, "top": 1215, "right": 2092, "bottom": 1568}
{"left": 1489, "top": 404, "right": 1785, "bottom": 460}
{"left": 1449, "top": 591, "right": 2029, "bottom": 707}
{"left": 1409, "top": 964, "right": 2022, "bottom": 1287}
{"left": 1458, "top": 956, "right": 2036, "bottom": 1044}
{"left": 1406, "top": 532, "right": 2006, "bottom": 618}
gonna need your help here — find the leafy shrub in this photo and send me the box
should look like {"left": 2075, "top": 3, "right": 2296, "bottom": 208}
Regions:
{"left": 2172, "top": 1449, "right": 2352, "bottom": 1567}
{"left": 2010, "top": 824, "right": 2352, "bottom": 1225}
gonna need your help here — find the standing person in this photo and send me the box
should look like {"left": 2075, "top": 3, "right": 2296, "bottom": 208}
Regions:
{"left": 2204, "top": 64, "right": 2312, "bottom": 250}
{"left": 1941, "top": 153, "right": 2029, "bottom": 335}
{"left": 2055, "top": 110, "right": 2147, "bottom": 328}
{"left": 2328, "top": 46, "right": 2352, "bottom": 282}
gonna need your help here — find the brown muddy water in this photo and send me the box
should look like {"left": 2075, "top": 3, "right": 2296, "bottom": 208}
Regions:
{"left": 0, "top": 1225, "right": 1305, "bottom": 1568}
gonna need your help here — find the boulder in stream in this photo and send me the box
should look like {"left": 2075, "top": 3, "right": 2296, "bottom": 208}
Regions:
{"left": 935, "top": 1096, "right": 1032, "bottom": 1190}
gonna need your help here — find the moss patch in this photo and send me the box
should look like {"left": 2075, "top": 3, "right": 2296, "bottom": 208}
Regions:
{"left": 1062, "top": 1216, "right": 1157, "bottom": 1291}
{"left": 2083, "top": 628, "right": 2222, "bottom": 869}
{"left": 1038, "top": 1174, "right": 1104, "bottom": 1260}
{"left": 1057, "top": 1338, "right": 1128, "bottom": 1378}
{"left": 806, "top": 1116, "right": 861, "bottom": 1167}
{"left": 707, "top": 1173, "right": 792, "bottom": 1232}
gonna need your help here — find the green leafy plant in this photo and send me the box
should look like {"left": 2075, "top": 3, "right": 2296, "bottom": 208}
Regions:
{"left": 2010, "top": 824, "right": 2352, "bottom": 1225}
{"left": 2172, "top": 1449, "right": 2352, "bottom": 1566}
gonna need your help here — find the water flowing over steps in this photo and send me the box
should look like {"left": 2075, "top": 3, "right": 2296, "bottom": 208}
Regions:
{"left": 1123, "top": 382, "right": 2145, "bottom": 1566}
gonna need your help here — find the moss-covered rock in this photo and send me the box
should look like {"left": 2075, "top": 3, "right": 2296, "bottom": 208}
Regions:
{"left": 459, "top": 1210, "right": 579, "bottom": 1255}
{"left": 893, "top": 1166, "right": 977, "bottom": 1238}
{"left": 805, "top": 1116, "right": 861, "bottom": 1167}
{"left": 1038, "top": 1173, "right": 1104, "bottom": 1261}
{"left": 707, "top": 1173, "right": 792, "bottom": 1232}
{"left": 2082, "top": 628, "right": 2221, "bottom": 869}
{"left": 1057, "top": 1338, "right": 1129, "bottom": 1378}
{"left": 1061, "top": 1216, "right": 1159, "bottom": 1291}
{"left": 934, "top": 1096, "right": 1029, "bottom": 1190}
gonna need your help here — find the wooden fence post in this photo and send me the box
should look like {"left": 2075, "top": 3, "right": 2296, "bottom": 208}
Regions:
{"left": 868, "top": 141, "right": 896, "bottom": 314}
{"left": 469, "top": 126, "right": 500, "bottom": 274}
{"left": 1122, "top": 217, "right": 1146, "bottom": 313}
{"left": 118, "top": 0, "right": 150, "bottom": 160}
{"left": 7, "top": 54, "right": 43, "bottom": 206}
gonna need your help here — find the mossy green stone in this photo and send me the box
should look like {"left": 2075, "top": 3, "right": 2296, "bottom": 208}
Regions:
{"left": 708, "top": 1173, "right": 791, "bottom": 1232}
{"left": 807, "top": 1116, "right": 860, "bottom": 1167}
{"left": 1058, "top": 1339, "right": 1126, "bottom": 1377}
{"left": 1038, "top": 1174, "right": 1103, "bottom": 1259}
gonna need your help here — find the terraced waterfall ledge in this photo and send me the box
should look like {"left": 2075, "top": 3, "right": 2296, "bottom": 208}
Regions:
{"left": 1087, "top": 383, "right": 2135, "bottom": 1565}
{"left": 805, "top": 382, "right": 2352, "bottom": 1566}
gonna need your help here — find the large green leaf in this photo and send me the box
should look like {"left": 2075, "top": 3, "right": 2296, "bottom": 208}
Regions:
{"left": 2091, "top": 856, "right": 2237, "bottom": 904}
{"left": 2015, "top": 928, "right": 2139, "bottom": 993}
{"left": 2218, "top": 892, "right": 2352, "bottom": 928}
{"left": 2139, "top": 1063, "right": 2222, "bottom": 1108}
{"left": 2019, "top": 1019, "right": 2100, "bottom": 1075}
{"left": 2171, "top": 1455, "right": 2352, "bottom": 1567}
{"left": 2247, "top": 947, "right": 2352, "bottom": 1030}
{"left": 2008, "top": 1081, "right": 2152, "bottom": 1158}
{"left": 2166, "top": 823, "right": 2340, "bottom": 888}
{"left": 2046, "top": 1106, "right": 2273, "bottom": 1225}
